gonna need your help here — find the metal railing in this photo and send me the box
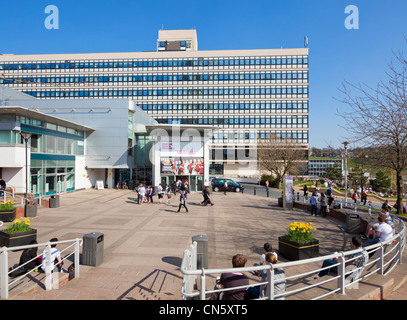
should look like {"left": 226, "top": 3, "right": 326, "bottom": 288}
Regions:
{"left": 0, "top": 238, "right": 82, "bottom": 299}
{"left": 180, "top": 214, "right": 406, "bottom": 300}
{"left": 2, "top": 190, "right": 49, "bottom": 208}
{"left": 1, "top": 190, "right": 25, "bottom": 207}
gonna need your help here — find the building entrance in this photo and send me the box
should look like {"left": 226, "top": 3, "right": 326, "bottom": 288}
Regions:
{"left": 160, "top": 175, "right": 203, "bottom": 192}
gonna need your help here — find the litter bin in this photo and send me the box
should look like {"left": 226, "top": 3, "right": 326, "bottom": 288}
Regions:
{"left": 82, "top": 232, "right": 104, "bottom": 266}
{"left": 346, "top": 212, "right": 360, "bottom": 234}
{"left": 25, "top": 201, "right": 37, "bottom": 217}
{"left": 49, "top": 195, "right": 60, "bottom": 208}
{"left": 192, "top": 235, "right": 208, "bottom": 269}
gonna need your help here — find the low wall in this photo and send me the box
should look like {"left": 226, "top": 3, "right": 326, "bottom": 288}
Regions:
{"left": 294, "top": 201, "right": 369, "bottom": 233}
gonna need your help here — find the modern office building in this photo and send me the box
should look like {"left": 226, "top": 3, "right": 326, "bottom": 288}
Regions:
{"left": 0, "top": 29, "right": 309, "bottom": 178}
{"left": 308, "top": 157, "right": 343, "bottom": 178}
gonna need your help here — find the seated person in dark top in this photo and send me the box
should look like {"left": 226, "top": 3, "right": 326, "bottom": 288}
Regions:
{"left": 9, "top": 240, "right": 40, "bottom": 278}
{"left": 220, "top": 254, "right": 249, "bottom": 300}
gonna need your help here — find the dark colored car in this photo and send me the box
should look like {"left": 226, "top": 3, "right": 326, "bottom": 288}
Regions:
{"left": 211, "top": 178, "right": 243, "bottom": 192}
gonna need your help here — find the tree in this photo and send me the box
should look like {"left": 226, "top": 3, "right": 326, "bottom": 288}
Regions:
{"left": 347, "top": 164, "right": 369, "bottom": 188}
{"left": 337, "top": 51, "right": 407, "bottom": 214}
{"left": 370, "top": 170, "right": 391, "bottom": 192}
{"left": 324, "top": 164, "right": 343, "bottom": 183}
{"left": 257, "top": 139, "right": 308, "bottom": 189}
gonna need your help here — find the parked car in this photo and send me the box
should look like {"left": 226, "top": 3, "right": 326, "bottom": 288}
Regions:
{"left": 211, "top": 178, "right": 244, "bottom": 192}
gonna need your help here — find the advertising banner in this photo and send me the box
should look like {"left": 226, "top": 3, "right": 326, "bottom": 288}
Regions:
{"left": 160, "top": 141, "right": 204, "bottom": 175}
{"left": 160, "top": 157, "right": 204, "bottom": 175}
{"left": 284, "top": 175, "right": 294, "bottom": 209}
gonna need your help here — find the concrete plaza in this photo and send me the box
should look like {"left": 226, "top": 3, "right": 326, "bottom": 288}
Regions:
{"left": 4, "top": 188, "right": 407, "bottom": 300}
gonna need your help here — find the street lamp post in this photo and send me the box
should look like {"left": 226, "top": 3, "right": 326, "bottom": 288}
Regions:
{"left": 342, "top": 142, "right": 349, "bottom": 206}
{"left": 361, "top": 154, "right": 368, "bottom": 204}
{"left": 20, "top": 131, "right": 32, "bottom": 204}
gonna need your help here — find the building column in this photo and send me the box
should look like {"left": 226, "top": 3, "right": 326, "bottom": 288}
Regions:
{"left": 107, "top": 168, "right": 113, "bottom": 188}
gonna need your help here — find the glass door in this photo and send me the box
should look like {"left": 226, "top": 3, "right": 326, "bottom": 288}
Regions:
{"left": 189, "top": 176, "right": 197, "bottom": 192}
{"left": 57, "top": 175, "right": 66, "bottom": 194}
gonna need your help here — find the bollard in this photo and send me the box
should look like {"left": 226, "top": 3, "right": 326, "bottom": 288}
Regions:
{"left": 267, "top": 190, "right": 269, "bottom": 197}
{"left": 254, "top": 187, "right": 256, "bottom": 196}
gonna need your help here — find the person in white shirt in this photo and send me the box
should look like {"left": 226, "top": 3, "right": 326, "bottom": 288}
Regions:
{"left": 363, "top": 213, "right": 394, "bottom": 247}
{"left": 157, "top": 184, "right": 164, "bottom": 204}
{"left": 138, "top": 184, "right": 146, "bottom": 204}
{"left": 41, "top": 238, "right": 62, "bottom": 272}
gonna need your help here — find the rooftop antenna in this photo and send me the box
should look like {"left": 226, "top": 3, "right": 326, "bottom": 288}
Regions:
{"left": 304, "top": 36, "right": 308, "bottom": 48}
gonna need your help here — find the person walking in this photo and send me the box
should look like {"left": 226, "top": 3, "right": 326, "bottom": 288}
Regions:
{"left": 166, "top": 185, "right": 172, "bottom": 204}
{"left": 176, "top": 189, "right": 188, "bottom": 213}
{"left": 224, "top": 180, "right": 228, "bottom": 195}
{"left": 362, "top": 190, "right": 368, "bottom": 206}
{"left": 303, "top": 185, "right": 308, "bottom": 198}
{"left": 320, "top": 192, "right": 328, "bottom": 217}
{"left": 352, "top": 190, "right": 358, "bottom": 204}
{"left": 148, "top": 185, "right": 154, "bottom": 203}
{"left": 310, "top": 192, "right": 318, "bottom": 216}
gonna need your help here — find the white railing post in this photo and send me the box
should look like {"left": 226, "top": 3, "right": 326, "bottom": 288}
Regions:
{"left": 75, "top": 238, "right": 80, "bottom": 278}
{"left": 337, "top": 253, "right": 346, "bottom": 295}
{"left": 396, "top": 237, "right": 402, "bottom": 266}
{"left": 0, "top": 248, "right": 9, "bottom": 299}
{"left": 267, "top": 266, "right": 275, "bottom": 300}
{"left": 200, "top": 269, "right": 206, "bottom": 300}
{"left": 378, "top": 244, "right": 384, "bottom": 275}
{"left": 44, "top": 243, "right": 53, "bottom": 291}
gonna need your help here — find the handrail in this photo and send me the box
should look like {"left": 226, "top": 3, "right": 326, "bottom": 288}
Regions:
{"left": 1, "top": 190, "right": 25, "bottom": 206}
{"left": 180, "top": 213, "right": 406, "bottom": 300}
{"left": 0, "top": 238, "right": 82, "bottom": 299}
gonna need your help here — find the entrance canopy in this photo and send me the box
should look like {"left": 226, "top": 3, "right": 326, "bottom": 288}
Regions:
{"left": 146, "top": 124, "right": 217, "bottom": 191}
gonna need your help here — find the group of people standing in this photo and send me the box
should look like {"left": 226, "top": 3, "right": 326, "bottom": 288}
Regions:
{"left": 134, "top": 181, "right": 190, "bottom": 213}
{"left": 134, "top": 184, "right": 159, "bottom": 204}
{"left": 305, "top": 185, "right": 334, "bottom": 217}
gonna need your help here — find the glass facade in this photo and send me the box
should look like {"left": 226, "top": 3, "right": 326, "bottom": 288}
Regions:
{"left": 0, "top": 113, "right": 84, "bottom": 195}
{"left": 30, "top": 159, "right": 75, "bottom": 195}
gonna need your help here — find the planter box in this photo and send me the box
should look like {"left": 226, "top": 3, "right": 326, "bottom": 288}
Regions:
{"left": 0, "top": 229, "right": 37, "bottom": 248}
{"left": 0, "top": 209, "right": 16, "bottom": 222}
{"left": 278, "top": 236, "right": 319, "bottom": 261}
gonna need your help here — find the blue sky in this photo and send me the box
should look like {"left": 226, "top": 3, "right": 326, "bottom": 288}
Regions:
{"left": 1, "top": 0, "right": 406, "bottom": 149}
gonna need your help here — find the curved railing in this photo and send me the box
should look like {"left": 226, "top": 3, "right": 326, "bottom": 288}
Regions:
{"left": 180, "top": 213, "right": 406, "bottom": 300}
